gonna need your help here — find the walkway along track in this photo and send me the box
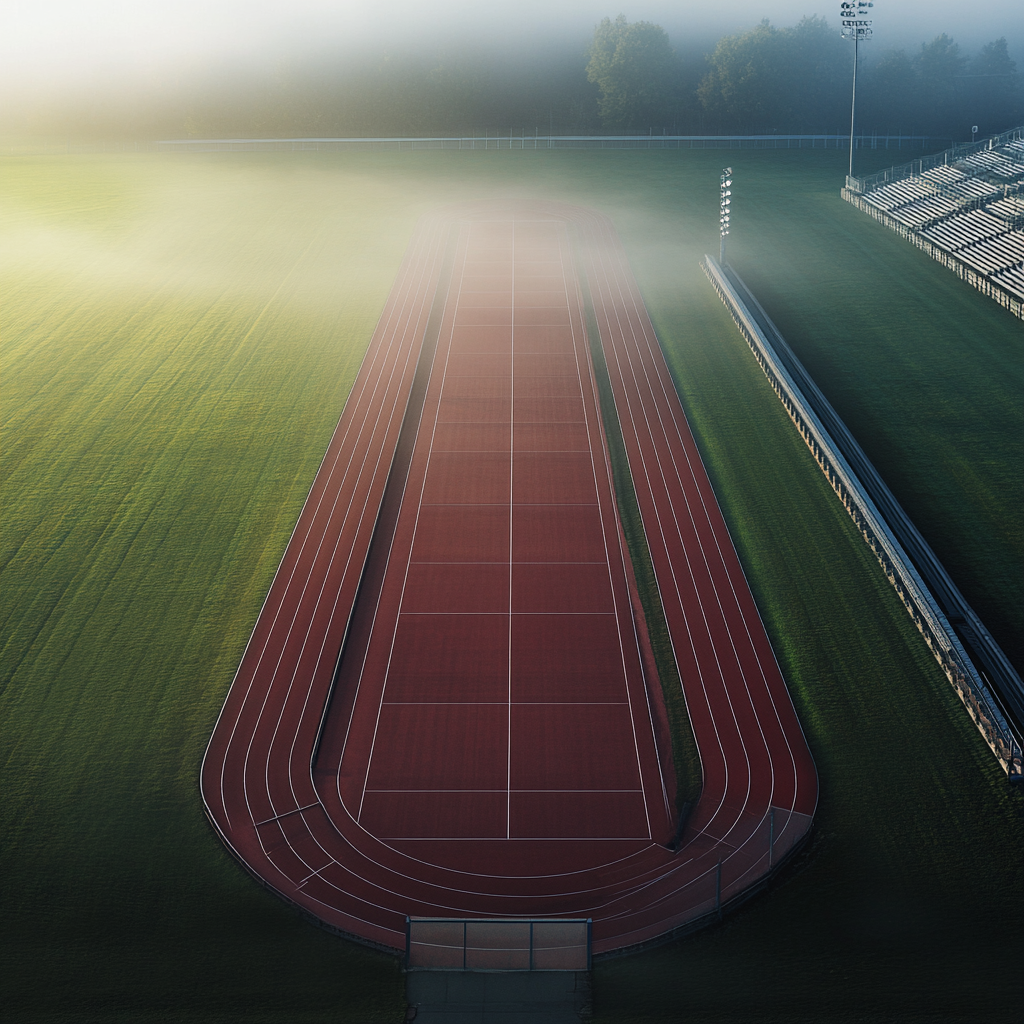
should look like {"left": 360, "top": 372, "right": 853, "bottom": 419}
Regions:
{"left": 200, "top": 202, "right": 818, "bottom": 955}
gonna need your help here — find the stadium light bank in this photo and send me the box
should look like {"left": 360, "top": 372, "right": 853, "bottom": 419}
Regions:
{"left": 841, "top": 0, "right": 874, "bottom": 178}
{"left": 720, "top": 168, "right": 732, "bottom": 265}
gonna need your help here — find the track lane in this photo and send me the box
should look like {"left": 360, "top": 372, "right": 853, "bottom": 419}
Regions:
{"left": 200, "top": 201, "right": 817, "bottom": 954}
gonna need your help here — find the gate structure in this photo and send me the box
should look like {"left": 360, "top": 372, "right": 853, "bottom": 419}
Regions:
{"left": 406, "top": 918, "right": 591, "bottom": 971}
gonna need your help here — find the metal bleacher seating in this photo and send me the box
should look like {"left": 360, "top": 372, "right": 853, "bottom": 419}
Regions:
{"left": 863, "top": 177, "right": 935, "bottom": 210}
{"left": 857, "top": 131, "right": 1024, "bottom": 302}
{"left": 920, "top": 209, "right": 1007, "bottom": 251}
{"left": 992, "top": 264, "right": 1024, "bottom": 297}
{"left": 987, "top": 195, "right": 1024, "bottom": 223}
{"left": 956, "top": 232, "right": 1024, "bottom": 276}
{"left": 958, "top": 151, "right": 1019, "bottom": 178}
{"left": 890, "top": 195, "right": 960, "bottom": 227}
{"left": 919, "top": 165, "right": 965, "bottom": 186}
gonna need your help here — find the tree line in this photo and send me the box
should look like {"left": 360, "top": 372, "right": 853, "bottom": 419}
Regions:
{"left": 589, "top": 15, "right": 1021, "bottom": 138}
{"left": 5, "top": 17, "right": 1021, "bottom": 142}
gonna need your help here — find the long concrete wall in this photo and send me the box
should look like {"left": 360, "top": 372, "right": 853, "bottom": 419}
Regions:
{"left": 702, "top": 255, "right": 1023, "bottom": 781}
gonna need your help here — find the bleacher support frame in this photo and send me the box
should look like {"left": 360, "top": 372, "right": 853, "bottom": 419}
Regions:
{"left": 840, "top": 189, "right": 1024, "bottom": 319}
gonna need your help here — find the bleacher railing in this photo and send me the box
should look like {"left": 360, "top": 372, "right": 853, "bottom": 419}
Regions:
{"left": 848, "top": 126, "right": 1024, "bottom": 194}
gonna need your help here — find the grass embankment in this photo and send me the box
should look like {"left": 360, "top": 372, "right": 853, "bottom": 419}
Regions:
{"left": 2, "top": 149, "right": 1021, "bottom": 1022}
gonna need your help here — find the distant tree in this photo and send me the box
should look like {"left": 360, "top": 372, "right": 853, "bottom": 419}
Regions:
{"left": 971, "top": 37, "right": 1017, "bottom": 78}
{"left": 859, "top": 33, "right": 1022, "bottom": 140}
{"left": 773, "top": 16, "right": 850, "bottom": 130}
{"left": 913, "top": 33, "right": 968, "bottom": 132}
{"left": 698, "top": 20, "right": 778, "bottom": 131}
{"left": 586, "top": 15, "right": 679, "bottom": 129}
{"left": 915, "top": 33, "right": 967, "bottom": 81}
{"left": 869, "top": 48, "right": 917, "bottom": 93}
{"left": 963, "top": 38, "right": 1023, "bottom": 135}
{"left": 860, "top": 48, "right": 919, "bottom": 132}
{"left": 698, "top": 17, "right": 848, "bottom": 133}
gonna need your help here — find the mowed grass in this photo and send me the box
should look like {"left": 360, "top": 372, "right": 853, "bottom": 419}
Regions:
{"left": 601, "top": 233, "right": 1024, "bottom": 1022}
{"left": 1, "top": 149, "right": 1022, "bottom": 1022}
{"left": 728, "top": 162, "right": 1024, "bottom": 676}
{"left": 1, "top": 156, "right": 416, "bottom": 1022}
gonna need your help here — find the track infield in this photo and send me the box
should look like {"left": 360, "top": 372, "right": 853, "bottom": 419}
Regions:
{"left": 200, "top": 201, "right": 817, "bottom": 954}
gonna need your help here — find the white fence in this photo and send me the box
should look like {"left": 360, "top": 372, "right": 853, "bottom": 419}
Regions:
{"left": 3, "top": 134, "right": 944, "bottom": 157}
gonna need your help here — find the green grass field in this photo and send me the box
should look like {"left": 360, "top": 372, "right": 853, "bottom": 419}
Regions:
{"left": 728, "top": 165, "right": 1024, "bottom": 678}
{"left": 2, "top": 149, "right": 1022, "bottom": 1022}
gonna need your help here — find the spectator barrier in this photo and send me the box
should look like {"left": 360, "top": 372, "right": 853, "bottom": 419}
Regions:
{"left": 702, "top": 255, "right": 1023, "bottom": 781}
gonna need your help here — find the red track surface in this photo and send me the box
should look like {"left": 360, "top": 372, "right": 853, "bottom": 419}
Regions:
{"left": 201, "top": 202, "right": 817, "bottom": 954}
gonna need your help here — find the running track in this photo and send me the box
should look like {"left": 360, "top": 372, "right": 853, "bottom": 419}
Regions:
{"left": 201, "top": 201, "right": 817, "bottom": 954}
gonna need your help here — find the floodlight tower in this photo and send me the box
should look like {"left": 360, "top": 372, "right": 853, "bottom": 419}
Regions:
{"left": 720, "top": 168, "right": 732, "bottom": 264}
{"left": 841, "top": 0, "right": 874, "bottom": 180}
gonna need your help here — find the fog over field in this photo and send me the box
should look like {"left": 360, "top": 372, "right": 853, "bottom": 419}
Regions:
{"left": 4, "top": 0, "right": 1022, "bottom": 87}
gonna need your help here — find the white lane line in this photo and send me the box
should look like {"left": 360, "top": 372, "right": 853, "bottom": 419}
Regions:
{"left": 558, "top": 219, "right": 656, "bottom": 840}
{"left": 356, "top": 223, "right": 477, "bottom": 821}
{"left": 215, "top": 215, "right": 447, "bottom": 828}
{"left": 507, "top": 220, "right": 515, "bottom": 840}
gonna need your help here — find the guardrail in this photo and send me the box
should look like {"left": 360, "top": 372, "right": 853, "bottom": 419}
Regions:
{"left": 702, "top": 254, "right": 1023, "bottom": 781}
{"left": 152, "top": 134, "right": 941, "bottom": 152}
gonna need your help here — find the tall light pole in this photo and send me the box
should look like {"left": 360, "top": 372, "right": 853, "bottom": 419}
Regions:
{"left": 841, "top": 1, "right": 874, "bottom": 180}
{"left": 720, "top": 168, "right": 732, "bottom": 265}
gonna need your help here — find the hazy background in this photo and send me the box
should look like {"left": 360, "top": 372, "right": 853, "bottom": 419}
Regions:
{"left": 2, "top": 1, "right": 1022, "bottom": 139}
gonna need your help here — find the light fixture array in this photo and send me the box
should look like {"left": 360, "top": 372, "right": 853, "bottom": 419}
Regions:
{"left": 720, "top": 167, "right": 732, "bottom": 263}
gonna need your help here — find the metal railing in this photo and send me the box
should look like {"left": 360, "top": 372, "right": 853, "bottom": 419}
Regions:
{"left": 151, "top": 134, "right": 941, "bottom": 153}
{"left": 702, "top": 254, "right": 1023, "bottom": 781}
{"left": 847, "top": 126, "right": 1024, "bottom": 194}
{"left": 0, "top": 134, "right": 947, "bottom": 157}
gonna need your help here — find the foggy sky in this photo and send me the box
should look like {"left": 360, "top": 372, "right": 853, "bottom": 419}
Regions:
{"left": 4, "top": 0, "right": 1022, "bottom": 89}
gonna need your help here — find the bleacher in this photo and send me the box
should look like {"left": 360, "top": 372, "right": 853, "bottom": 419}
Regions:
{"left": 890, "top": 195, "right": 960, "bottom": 228}
{"left": 920, "top": 209, "right": 1007, "bottom": 250}
{"left": 855, "top": 128, "right": 1024, "bottom": 302}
